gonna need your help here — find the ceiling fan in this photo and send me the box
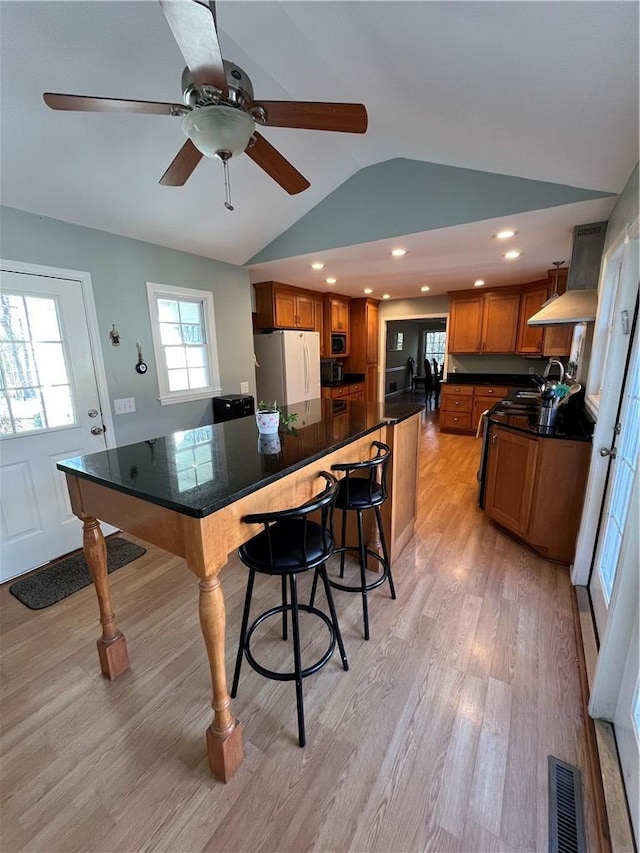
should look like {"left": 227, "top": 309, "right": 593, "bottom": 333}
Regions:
{"left": 43, "top": 0, "right": 368, "bottom": 208}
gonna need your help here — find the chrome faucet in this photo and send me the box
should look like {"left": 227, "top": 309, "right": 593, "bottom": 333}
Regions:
{"left": 543, "top": 358, "right": 565, "bottom": 384}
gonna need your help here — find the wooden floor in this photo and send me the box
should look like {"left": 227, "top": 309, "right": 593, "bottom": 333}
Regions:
{"left": 0, "top": 407, "right": 599, "bottom": 852}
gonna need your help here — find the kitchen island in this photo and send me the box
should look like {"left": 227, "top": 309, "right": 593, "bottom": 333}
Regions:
{"left": 57, "top": 399, "right": 422, "bottom": 782}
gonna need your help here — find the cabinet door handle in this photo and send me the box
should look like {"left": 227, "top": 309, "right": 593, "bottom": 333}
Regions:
{"left": 492, "top": 432, "right": 497, "bottom": 446}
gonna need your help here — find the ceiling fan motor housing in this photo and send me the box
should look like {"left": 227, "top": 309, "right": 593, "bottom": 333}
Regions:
{"left": 181, "top": 60, "right": 254, "bottom": 110}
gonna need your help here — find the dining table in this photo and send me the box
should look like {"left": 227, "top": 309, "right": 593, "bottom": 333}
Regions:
{"left": 57, "top": 398, "right": 422, "bottom": 782}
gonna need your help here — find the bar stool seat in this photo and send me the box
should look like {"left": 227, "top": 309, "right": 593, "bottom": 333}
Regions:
{"left": 231, "top": 471, "right": 348, "bottom": 748}
{"left": 312, "top": 441, "right": 396, "bottom": 641}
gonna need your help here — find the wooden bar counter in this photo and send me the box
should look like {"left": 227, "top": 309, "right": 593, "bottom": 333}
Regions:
{"left": 57, "top": 399, "right": 422, "bottom": 782}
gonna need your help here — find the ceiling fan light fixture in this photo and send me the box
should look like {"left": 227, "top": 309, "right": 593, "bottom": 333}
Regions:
{"left": 181, "top": 105, "right": 254, "bottom": 159}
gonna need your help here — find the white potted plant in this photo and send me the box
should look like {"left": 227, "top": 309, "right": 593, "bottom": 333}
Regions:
{"left": 256, "top": 401, "right": 298, "bottom": 435}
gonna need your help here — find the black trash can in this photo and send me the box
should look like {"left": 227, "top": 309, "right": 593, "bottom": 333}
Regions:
{"left": 213, "top": 394, "right": 255, "bottom": 423}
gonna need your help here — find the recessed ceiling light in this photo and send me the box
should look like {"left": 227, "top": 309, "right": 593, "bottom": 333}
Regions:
{"left": 363, "top": 288, "right": 373, "bottom": 294}
{"left": 310, "top": 262, "right": 325, "bottom": 270}
{"left": 382, "top": 294, "right": 391, "bottom": 300}
{"left": 474, "top": 280, "right": 485, "bottom": 287}
{"left": 325, "top": 277, "right": 337, "bottom": 284}
{"left": 391, "top": 248, "right": 407, "bottom": 257}
{"left": 504, "top": 250, "right": 521, "bottom": 260}
{"left": 495, "top": 230, "right": 517, "bottom": 240}
{"left": 420, "top": 286, "right": 430, "bottom": 292}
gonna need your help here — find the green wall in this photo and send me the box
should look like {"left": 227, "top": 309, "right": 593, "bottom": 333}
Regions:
{"left": 0, "top": 206, "right": 255, "bottom": 445}
{"left": 249, "top": 158, "right": 615, "bottom": 263}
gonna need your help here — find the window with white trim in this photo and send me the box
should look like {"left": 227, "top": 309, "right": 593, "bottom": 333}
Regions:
{"left": 147, "top": 282, "right": 221, "bottom": 406}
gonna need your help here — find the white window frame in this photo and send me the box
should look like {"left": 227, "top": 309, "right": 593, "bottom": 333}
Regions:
{"left": 146, "top": 281, "right": 221, "bottom": 406}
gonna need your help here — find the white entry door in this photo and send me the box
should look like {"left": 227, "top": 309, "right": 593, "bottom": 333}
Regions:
{"left": 589, "top": 313, "right": 639, "bottom": 638}
{"left": 1, "top": 268, "right": 112, "bottom": 582}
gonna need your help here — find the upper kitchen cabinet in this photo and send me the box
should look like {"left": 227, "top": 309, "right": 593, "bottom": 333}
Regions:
{"left": 516, "top": 269, "right": 572, "bottom": 357}
{"left": 328, "top": 296, "right": 350, "bottom": 333}
{"left": 348, "top": 298, "right": 379, "bottom": 401}
{"left": 253, "top": 282, "right": 315, "bottom": 331}
{"left": 449, "top": 290, "right": 520, "bottom": 353}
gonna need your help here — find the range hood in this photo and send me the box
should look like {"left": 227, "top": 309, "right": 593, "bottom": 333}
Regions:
{"left": 528, "top": 221, "right": 608, "bottom": 326}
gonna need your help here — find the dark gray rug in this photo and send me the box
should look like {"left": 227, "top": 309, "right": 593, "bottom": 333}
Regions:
{"left": 9, "top": 537, "right": 146, "bottom": 610}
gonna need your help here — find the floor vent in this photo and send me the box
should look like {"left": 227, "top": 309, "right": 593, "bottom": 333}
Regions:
{"left": 548, "top": 756, "right": 587, "bottom": 853}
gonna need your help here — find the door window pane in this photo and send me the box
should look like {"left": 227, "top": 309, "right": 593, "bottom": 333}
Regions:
{"left": 0, "top": 294, "right": 76, "bottom": 435}
{"left": 25, "top": 296, "right": 61, "bottom": 341}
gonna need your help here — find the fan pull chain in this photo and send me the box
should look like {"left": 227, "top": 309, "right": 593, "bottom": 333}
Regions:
{"left": 222, "top": 156, "right": 234, "bottom": 211}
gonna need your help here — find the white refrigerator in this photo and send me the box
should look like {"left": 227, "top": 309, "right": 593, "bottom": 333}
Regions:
{"left": 253, "top": 330, "right": 321, "bottom": 407}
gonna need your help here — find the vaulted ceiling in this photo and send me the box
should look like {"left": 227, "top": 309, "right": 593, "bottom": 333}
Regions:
{"left": 0, "top": 1, "right": 637, "bottom": 299}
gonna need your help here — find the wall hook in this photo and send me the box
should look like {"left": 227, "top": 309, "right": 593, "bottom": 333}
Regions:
{"left": 109, "top": 324, "right": 121, "bottom": 346}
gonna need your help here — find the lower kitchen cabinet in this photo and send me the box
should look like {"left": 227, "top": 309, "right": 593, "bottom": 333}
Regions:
{"left": 440, "top": 383, "right": 507, "bottom": 434}
{"left": 485, "top": 424, "right": 590, "bottom": 563}
{"left": 321, "top": 382, "right": 364, "bottom": 401}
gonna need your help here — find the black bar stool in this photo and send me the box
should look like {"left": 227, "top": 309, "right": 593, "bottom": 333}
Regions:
{"left": 231, "top": 471, "right": 348, "bottom": 748}
{"left": 311, "top": 441, "right": 395, "bottom": 640}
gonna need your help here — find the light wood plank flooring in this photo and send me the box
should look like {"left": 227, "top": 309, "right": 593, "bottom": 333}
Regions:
{"left": 0, "top": 409, "right": 598, "bottom": 852}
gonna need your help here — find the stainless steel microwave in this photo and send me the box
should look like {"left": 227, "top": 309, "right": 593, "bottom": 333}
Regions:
{"left": 331, "top": 333, "right": 347, "bottom": 354}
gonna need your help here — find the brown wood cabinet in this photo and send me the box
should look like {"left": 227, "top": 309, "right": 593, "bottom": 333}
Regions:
{"left": 439, "top": 383, "right": 474, "bottom": 432}
{"left": 321, "top": 382, "right": 364, "bottom": 400}
{"left": 448, "top": 294, "right": 483, "bottom": 353}
{"left": 471, "top": 386, "right": 509, "bottom": 430}
{"left": 312, "top": 297, "right": 325, "bottom": 356}
{"left": 449, "top": 290, "right": 520, "bottom": 353}
{"left": 440, "top": 383, "right": 507, "bottom": 434}
{"left": 329, "top": 296, "right": 350, "bottom": 333}
{"left": 348, "top": 297, "right": 379, "bottom": 401}
{"left": 253, "top": 282, "right": 315, "bottom": 330}
{"left": 485, "top": 424, "right": 590, "bottom": 563}
{"left": 516, "top": 270, "right": 573, "bottom": 357}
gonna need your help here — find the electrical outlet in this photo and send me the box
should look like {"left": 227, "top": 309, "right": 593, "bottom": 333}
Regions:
{"left": 114, "top": 397, "right": 136, "bottom": 414}
{"left": 240, "top": 381, "right": 249, "bottom": 394}
{"left": 528, "top": 367, "right": 535, "bottom": 374}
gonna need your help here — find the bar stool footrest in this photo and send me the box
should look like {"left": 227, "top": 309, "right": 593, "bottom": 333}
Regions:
{"left": 329, "top": 547, "right": 390, "bottom": 593}
{"left": 244, "top": 604, "right": 337, "bottom": 682}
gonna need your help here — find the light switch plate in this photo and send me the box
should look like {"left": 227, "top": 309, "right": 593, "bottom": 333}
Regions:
{"left": 114, "top": 397, "right": 136, "bottom": 414}
{"left": 240, "top": 382, "right": 249, "bottom": 394}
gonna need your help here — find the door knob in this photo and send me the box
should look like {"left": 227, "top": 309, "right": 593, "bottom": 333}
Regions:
{"left": 88, "top": 409, "right": 99, "bottom": 418}
{"left": 599, "top": 446, "right": 617, "bottom": 458}
{"left": 91, "top": 426, "right": 105, "bottom": 435}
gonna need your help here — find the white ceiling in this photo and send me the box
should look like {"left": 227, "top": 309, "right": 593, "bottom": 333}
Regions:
{"left": 1, "top": 1, "right": 637, "bottom": 299}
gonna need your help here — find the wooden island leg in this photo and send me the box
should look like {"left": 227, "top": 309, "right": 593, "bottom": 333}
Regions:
{"left": 199, "top": 575, "right": 244, "bottom": 782}
{"left": 82, "top": 516, "right": 130, "bottom": 679}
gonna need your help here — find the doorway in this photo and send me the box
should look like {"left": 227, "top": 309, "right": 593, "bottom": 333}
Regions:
{"left": 380, "top": 313, "right": 449, "bottom": 402}
{"left": 0, "top": 260, "right": 115, "bottom": 581}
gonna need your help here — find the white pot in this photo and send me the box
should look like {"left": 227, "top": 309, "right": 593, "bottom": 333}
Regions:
{"left": 256, "top": 411, "right": 280, "bottom": 434}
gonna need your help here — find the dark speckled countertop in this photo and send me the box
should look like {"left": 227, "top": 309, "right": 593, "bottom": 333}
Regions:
{"left": 57, "top": 399, "right": 423, "bottom": 518}
{"left": 444, "top": 373, "right": 537, "bottom": 387}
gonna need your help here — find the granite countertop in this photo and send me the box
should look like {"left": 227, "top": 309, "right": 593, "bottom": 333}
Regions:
{"left": 57, "top": 399, "right": 423, "bottom": 518}
{"left": 320, "top": 373, "right": 365, "bottom": 388}
{"left": 487, "top": 398, "right": 593, "bottom": 442}
{"left": 444, "top": 373, "right": 538, "bottom": 387}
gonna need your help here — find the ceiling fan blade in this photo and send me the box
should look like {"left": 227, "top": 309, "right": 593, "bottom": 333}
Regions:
{"left": 256, "top": 102, "right": 368, "bottom": 134}
{"left": 159, "top": 0, "right": 228, "bottom": 95}
{"left": 43, "top": 93, "right": 186, "bottom": 116}
{"left": 159, "top": 139, "right": 203, "bottom": 185}
{"left": 245, "top": 133, "right": 310, "bottom": 195}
